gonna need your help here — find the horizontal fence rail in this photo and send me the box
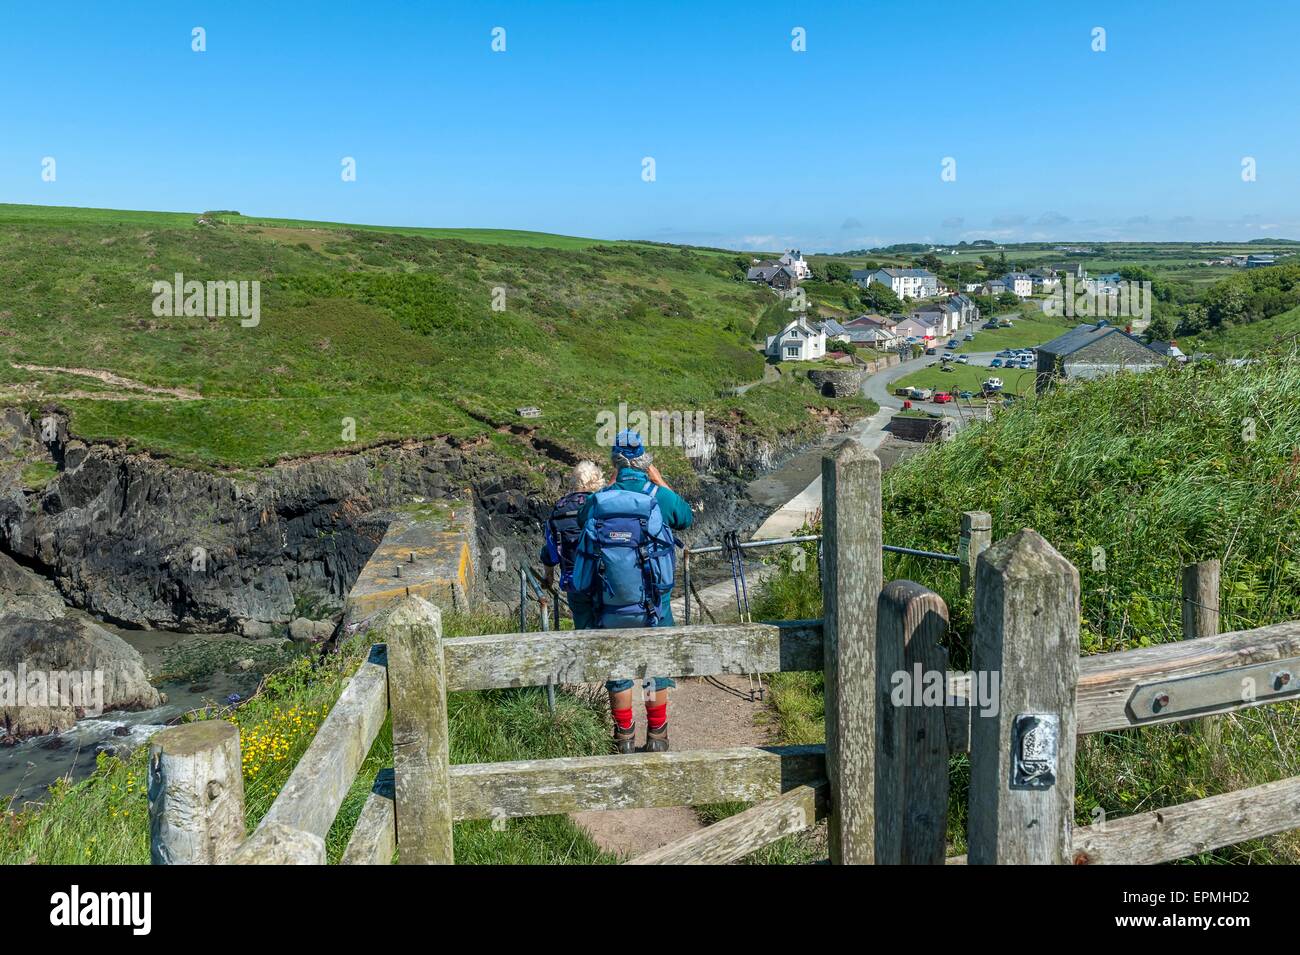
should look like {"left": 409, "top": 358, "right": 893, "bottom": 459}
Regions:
{"left": 441, "top": 620, "right": 824, "bottom": 691}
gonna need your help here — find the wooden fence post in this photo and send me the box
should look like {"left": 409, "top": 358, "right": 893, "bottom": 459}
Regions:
{"left": 968, "top": 529, "right": 1080, "bottom": 865}
{"left": 875, "top": 580, "right": 950, "bottom": 864}
{"left": 148, "top": 720, "right": 246, "bottom": 864}
{"left": 821, "top": 442, "right": 882, "bottom": 864}
{"left": 387, "top": 596, "right": 454, "bottom": 864}
{"left": 959, "top": 511, "right": 992, "bottom": 596}
{"left": 1182, "top": 559, "right": 1222, "bottom": 742}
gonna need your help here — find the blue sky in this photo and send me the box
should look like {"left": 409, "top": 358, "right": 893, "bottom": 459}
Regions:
{"left": 2, "top": 0, "right": 1297, "bottom": 250}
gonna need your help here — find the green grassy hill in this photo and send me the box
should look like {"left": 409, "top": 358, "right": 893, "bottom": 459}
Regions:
{"left": 0, "top": 204, "right": 859, "bottom": 470}
{"left": 1183, "top": 303, "right": 1300, "bottom": 356}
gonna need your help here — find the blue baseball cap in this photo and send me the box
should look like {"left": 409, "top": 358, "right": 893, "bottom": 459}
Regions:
{"left": 612, "top": 429, "right": 645, "bottom": 460}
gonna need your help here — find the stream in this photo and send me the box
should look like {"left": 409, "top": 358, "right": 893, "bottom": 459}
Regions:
{"left": 1, "top": 619, "right": 267, "bottom": 808}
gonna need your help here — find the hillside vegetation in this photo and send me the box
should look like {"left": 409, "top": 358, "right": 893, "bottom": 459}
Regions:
{"left": 0, "top": 204, "right": 861, "bottom": 471}
{"left": 754, "top": 354, "right": 1300, "bottom": 861}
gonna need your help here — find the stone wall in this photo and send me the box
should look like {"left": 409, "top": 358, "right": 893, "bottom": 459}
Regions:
{"left": 885, "top": 414, "right": 955, "bottom": 443}
{"left": 807, "top": 368, "right": 865, "bottom": 397}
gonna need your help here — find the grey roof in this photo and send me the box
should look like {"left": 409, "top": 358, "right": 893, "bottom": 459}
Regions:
{"left": 819, "top": 318, "right": 850, "bottom": 336}
{"left": 1003, "top": 272, "right": 1032, "bottom": 281}
{"left": 879, "top": 268, "right": 937, "bottom": 279}
{"left": 1037, "top": 322, "right": 1157, "bottom": 358}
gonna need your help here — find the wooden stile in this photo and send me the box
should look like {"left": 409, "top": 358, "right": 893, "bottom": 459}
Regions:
{"left": 959, "top": 511, "right": 992, "bottom": 596}
{"left": 623, "top": 782, "right": 827, "bottom": 865}
{"left": 821, "top": 441, "right": 883, "bottom": 864}
{"left": 875, "top": 580, "right": 950, "bottom": 864}
{"left": 967, "top": 529, "right": 1080, "bottom": 865}
{"left": 147, "top": 720, "right": 246, "bottom": 865}
{"left": 386, "top": 597, "right": 454, "bottom": 864}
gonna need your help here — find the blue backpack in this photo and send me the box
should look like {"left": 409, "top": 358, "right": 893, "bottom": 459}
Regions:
{"left": 570, "top": 483, "right": 677, "bottom": 628}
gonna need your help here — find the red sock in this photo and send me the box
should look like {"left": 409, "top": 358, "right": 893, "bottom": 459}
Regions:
{"left": 612, "top": 707, "right": 634, "bottom": 730}
{"left": 646, "top": 702, "right": 668, "bottom": 731}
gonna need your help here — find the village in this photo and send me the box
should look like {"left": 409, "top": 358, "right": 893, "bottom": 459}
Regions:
{"left": 747, "top": 248, "right": 1189, "bottom": 436}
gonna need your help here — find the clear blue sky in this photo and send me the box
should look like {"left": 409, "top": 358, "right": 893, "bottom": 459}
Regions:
{"left": 2, "top": 0, "right": 1296, "bottom": 250}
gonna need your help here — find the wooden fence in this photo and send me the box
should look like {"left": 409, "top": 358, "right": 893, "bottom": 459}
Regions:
{"left": 145, "top": 443, "right": 1300, "bottom": 865}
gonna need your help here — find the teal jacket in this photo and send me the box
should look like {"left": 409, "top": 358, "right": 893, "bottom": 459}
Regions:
{"left": 577, "top": 468, "right": 694, "bottom": 533}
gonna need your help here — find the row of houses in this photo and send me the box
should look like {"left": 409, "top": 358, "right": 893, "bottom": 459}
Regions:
{"left": 763, "top": 294, "right": 982, "bottom": 361}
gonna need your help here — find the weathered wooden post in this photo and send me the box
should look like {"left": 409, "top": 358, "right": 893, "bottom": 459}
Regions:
{"left": 148, "top": 720, "right": 246, "bottom": 864}
{"left": 1182, "top": 559, "right": 1222, "bottom": 742}
{"left": 878, "top": 579, "right": 951, "bottom": 862}
{"left": 968, "top": 529, "right": 1080, "bottom": 865}
{"left": 959, "top": 511, "right": 992, "bottom": 596}
{"left": 875, "top": 580, "right": 950, "bottom": 864}
{"left": 387, "top": 596, "right": 454, "bottom": 864}
{"left": 821, "top": 441, "right": 882, "bottom": 864}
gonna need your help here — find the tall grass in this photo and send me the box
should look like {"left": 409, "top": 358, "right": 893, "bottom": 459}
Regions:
{"left": 752, "top": 354, "right": 1300, "bottom": 862}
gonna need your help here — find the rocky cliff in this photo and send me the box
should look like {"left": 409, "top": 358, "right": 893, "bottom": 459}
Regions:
{"left": 0, "top": 404, "right": 861, "bottom": 634}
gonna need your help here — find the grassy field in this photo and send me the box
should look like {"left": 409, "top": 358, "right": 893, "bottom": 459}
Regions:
{"left": 750, "top": 355, "right": 1300, "bottom": 862}
{"left": 0, "top": 204, "right": 865, "bottom": 472}
{"left": 893, "top": 362, "right": 1036, "bottom": 398}
{"left": 948, "top": 310, "right": 1075, "bottom": 353}
{"left": 0, "top": 608, "right": 619, "bottom": 865}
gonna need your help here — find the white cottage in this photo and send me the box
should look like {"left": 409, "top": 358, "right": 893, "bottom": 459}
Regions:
{"left": 765, "top": 316, "right": 827, "bottom": 361}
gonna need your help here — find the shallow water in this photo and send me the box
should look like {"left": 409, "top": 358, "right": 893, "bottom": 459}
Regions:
{"left": 1, "top": 619, "right": 262, "bottom": 808}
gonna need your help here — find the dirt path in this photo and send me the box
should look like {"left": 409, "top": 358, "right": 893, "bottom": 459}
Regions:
{"left": 9, "top": 363, "right": 201, "bottom": 399}
{"left": 570, "top": 674, "right": 776, "bottom": 860}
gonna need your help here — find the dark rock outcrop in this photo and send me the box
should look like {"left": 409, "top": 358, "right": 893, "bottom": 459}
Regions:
{"left": 0, "top": 613, "right": 161, "bottom": 739}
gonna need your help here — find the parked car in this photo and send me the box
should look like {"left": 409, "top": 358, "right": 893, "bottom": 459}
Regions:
{"left": 956, "top": 355, "right": 969, "bottom": 364}
{"left": 957, "top": 390, "right": 975, "bottom": 399}
{"left": 998, "top": 319, "right": 1014, "bottom": 328}
{"left": 933, "top": 392, "right": 954, "bottom": 404}
{"left": 963, "top": 333, "right": 975, "bottom": 341}
{"left": 983, "top": 377, "right": 1003, "bottom": 391}
{"left": 983, "top": 321, "right": 999, "bottom": 330}
{"left": 908, "top": 387, "right": 934, "bottom": 400}
{"left": 990, "top": 358, "right": 1003, "bottom": 368}
{"left": 946, "top": 339, "right": 960, "bottom": 349}
{"left": 997, "top": 349, "right": 1016, "bottom": 357}
{"left": 924, "top": 346, "right": 937, "bottom": 355}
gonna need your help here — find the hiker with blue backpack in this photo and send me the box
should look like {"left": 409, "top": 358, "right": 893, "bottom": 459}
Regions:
{"left": 570, "top": 430, "right": 693, "bottom": 754}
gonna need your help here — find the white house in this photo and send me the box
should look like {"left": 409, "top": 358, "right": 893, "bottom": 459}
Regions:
{"left": 765, "top": 316, "right": 827, "bottom": 361}
{"left": 1002, "top": 272, "right": 1033, "bottom": 298}
{"left": 851, "top": 268, "right": 939, "bottom": 300}
{"left": 777, "top": 250, "right": 812, "bottom": 281}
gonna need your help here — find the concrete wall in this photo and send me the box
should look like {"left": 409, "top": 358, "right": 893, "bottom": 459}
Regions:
{"left": 344, "top": 502, "right": 480, "bottom": 621}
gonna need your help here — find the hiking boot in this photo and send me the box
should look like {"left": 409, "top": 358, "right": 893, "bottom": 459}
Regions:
{"left": 613, "top": 723, "right": 637, "bottom": 754}
{"left": 642, "top": 722, "right": 669, "bottom": 753}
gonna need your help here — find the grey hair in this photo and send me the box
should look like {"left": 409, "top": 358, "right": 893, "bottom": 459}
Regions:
{"left": 612, "top": 451, "right": 653, "bottom": 471}
{"left": 569, "top": 460, "right": 604, "bottom": 493}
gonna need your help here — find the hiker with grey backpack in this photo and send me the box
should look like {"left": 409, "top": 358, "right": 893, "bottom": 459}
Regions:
{"left": 570, "top": 430, "right": 693, "bottom": 753}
